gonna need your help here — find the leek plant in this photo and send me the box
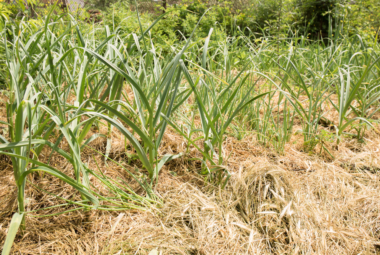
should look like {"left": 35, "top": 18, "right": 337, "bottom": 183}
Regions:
{"left": 80, "top": 10, "right": 212, "bottom": 185}
{"left": 249, "top": 90, "right": 294, "bottom": 154}
{"left": 238, "top": 32, "right": 380, "bottom": 153}
{"left": 0, "top": 5, "right": 164, "bottom": 254}
{"left": 167, "top": 34, "right": 269, "bottom": 186}
{"left": 0, "top": 13, "right": 100, "bottom": 255}
{"left": 329, "top": 38, "right": 380, "bottom": 142}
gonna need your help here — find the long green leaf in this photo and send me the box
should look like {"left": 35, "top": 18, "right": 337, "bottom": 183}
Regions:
{"left": 1, "top": 213, "right": 24, "bottom": 255}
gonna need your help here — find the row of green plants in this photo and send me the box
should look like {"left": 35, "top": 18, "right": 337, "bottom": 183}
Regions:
{"left": 244, "top": 34, "right": 380, "bottom": 154}
{"left": 0, "top": 5, "right": 267, "bottom": 254}
{"left": 1, "top": 4, "right": 380, "bottom": 254}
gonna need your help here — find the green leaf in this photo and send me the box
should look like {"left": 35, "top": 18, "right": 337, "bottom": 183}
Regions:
{"left": 22, "top": 166, "right": 99, "bottom": 207}
{"left": 155, "top": 153, "right": 182, "bottom": 180}
{"left": 1, "top": 213, "right": 24, "bottom": 255}
{"left": 86, "top": 111, "right": 154, "bottom": 176}
{"left": 202, "top": 28, "right": 213, "bottom": 71}
{"left": 88, "top": 100, "right": 154, "bottom": 149}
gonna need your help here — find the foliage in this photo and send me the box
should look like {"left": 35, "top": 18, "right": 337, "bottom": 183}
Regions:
{"left": 342, "top": 0, "right": 380, "bottom": 39}
{"left": 293, "top": 0, "right": 337, "bottom": 37}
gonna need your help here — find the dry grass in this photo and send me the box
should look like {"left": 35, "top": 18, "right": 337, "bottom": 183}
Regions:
{"left": 1, "top": 124, "right": 380, "bottom": 254}
{"left": 1, "top": 86, "right": 380, "bottom": 254}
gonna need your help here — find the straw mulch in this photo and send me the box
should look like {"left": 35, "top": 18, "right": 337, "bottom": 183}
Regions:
{"left": 0, "top": 109, "right": 380, "bottom": 254}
